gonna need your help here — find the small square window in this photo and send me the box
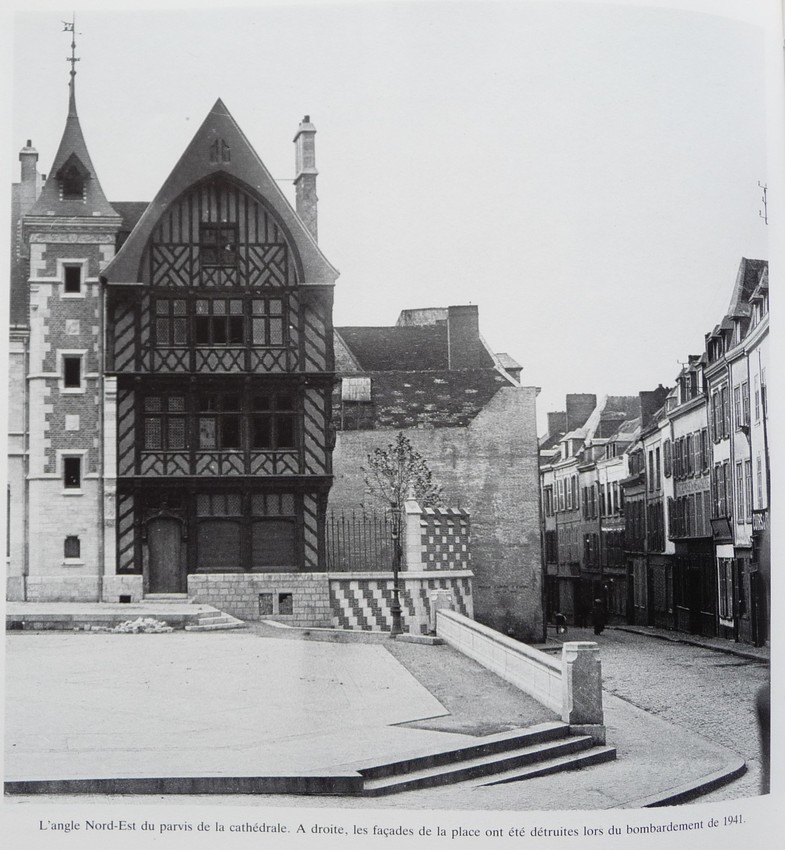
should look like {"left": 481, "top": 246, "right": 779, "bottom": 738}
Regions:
{"left": 63, "top": 457, "right": 82, "bottom": 489}
{"left": 278, "top": 593, "right": 293, "bottom": 616}
{"left": 64, "top": 266, "right": 82, "bottom": 294}
{"left": 64, "top": 535, "right": 81, "bottom": 558}
{"left": 63, "top": 356, "right": 82, "bottom": 389}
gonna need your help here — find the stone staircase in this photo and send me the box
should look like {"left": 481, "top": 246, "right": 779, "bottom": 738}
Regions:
{"left": 357, "top": 721, "right": 615, "bottom": 796}
{"left": 184, "top": 609, "right": 247, "bottom": 632}
{"left": 140, "top": 594, "right": 246, "bottom": 631}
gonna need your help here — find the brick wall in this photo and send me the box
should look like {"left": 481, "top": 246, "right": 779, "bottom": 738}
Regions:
{"left": 330, "top": 572, "right": 473, "bottom": 634}
{"left": 331, "top": 385, "right": 544, "bottom": 641}
{"left": 418, "top": 508, "right": 470, "bottom": 570}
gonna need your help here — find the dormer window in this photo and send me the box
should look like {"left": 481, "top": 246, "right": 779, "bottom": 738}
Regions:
{"left": 56, "top": 154, "right": 90, "bottom": 201}
{"left": 61, "top": 165, "right": 84, "bottom": 198}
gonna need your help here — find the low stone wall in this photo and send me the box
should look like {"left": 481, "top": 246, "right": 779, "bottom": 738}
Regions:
{"left": 330, "top": 571, "right": 473, "bottom": 635}
{"left": 437, "top": 609, "right": 604, "bottom": 731}
{"left": 188, "top": 573, "right": 332, "bottom": 628}
{"left": 189, "top": 570, "right": 474, "bottom": 635}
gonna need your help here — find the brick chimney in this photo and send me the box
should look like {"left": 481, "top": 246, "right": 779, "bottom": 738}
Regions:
{"left": 19, "top": 139, "right": 40, "bottom": 208}
{"left": 547, "top": 411, "right": 567, "bottom": 437}
{"left": 565, "top": 394, "right": 597, "bottom": 430}
{"left": 639, "top": 385, "right": 671, "bottom": 428}
{"left": 293, "top": 115, "right": 318, "bottom": 241}
{"left": 447, "top": 305, "right": 484, "bottom": 370}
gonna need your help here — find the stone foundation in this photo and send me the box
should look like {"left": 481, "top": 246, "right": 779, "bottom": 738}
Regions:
{"left": 102, "top": 575, "right": 144, "bottom": 603}
{"left": 22, "top": 576, "right": 102, "bottom": 602}
{"left": 188, "top": 573, "right": 332, "bottom": 627}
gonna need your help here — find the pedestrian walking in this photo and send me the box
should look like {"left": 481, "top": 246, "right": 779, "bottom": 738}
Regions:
{"left": 591, "top": 598, "right": 606, "bottom": 636}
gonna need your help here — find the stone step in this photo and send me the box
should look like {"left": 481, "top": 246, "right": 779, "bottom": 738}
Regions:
{"left": 142, "top": 594, "right": 191, "bottom": 603}
{"left": 184, "top": 610, "right": 247, "bottom": 632}
{"left": 361, "top": 735, "right": 598, "bottom": 796}
{"left": 185, "top": 620, "right": 248, "bottom": 632}
{"left": 359, "top": 722, "right": 568, "bottom": 782}
{"left": 475, "top": 745, "right": 617, "bottom": 787}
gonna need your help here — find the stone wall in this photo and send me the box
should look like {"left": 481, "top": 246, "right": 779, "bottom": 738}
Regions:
{"left": 331, "top": 385, "right": 543, "bottom": 641}
{"left": 437, "top": 609, "right": 605, "bottom": 732}
{"left": 188, "top": 573, "right": 332, "bottom": 627}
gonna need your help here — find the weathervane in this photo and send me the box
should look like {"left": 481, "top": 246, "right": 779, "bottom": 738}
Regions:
{"left": 63, "top": 15, "right": 79, "bottom": 86}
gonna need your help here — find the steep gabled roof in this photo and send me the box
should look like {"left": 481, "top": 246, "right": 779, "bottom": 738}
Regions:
{"left": 102, "top": 99, "right": 338, "bottom": 285}
{"left": 726, "top": 257, "right": 768, "bottom": 318}
{"left": 337, "top": 324, "right": 449, "bottom": 371}
{"left": 28, "top": 86, "right": 118, "bottom": 219}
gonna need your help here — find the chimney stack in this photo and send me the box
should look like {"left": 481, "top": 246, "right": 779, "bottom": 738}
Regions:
{"left": 447, "top": 305, "right": 484, "bottom": 370}
{"left": 565, "top": 394, "right": 597, "bottom": 431}
{"left": 19, "top": 139, "right": 40, "bottom": 207}
{"left": 547, "top": 411, "right": 567, "bottom": 437}
{"left": 293, "top": 115, "right": 318, "bottom": 241}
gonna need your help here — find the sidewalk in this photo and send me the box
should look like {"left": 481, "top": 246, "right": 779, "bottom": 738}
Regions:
{"left": 609, "top": 624, "right": 770, "bottom": 664}
{"left": 4, "top": 608, "right": 753, "bottom": 808}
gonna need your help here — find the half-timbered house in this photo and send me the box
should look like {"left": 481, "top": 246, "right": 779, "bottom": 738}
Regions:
{"left": 101, "top": 101, "right": 338, "bottom": 600}
{"left": 7, "top": 63, "right": 338, "bottom": 606}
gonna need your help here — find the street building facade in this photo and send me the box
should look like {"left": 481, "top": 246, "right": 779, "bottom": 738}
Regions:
{"left": 539, "top": 258, "right": 770, "bottom": 646}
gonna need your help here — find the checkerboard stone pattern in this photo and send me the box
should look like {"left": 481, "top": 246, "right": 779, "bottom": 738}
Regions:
{"left": 421, "top": 507, "right": 470, "bottom": 570}
{"left": 329, "top": 575, "right": 473, "bottom": 635}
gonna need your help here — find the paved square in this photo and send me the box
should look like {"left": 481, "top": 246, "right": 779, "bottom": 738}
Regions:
{"left": 5, "top": 632, "right": 475, "bottom": 781}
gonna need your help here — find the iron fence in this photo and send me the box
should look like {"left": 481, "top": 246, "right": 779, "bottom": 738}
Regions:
{"left": 326, "top": 509, "right": 394, "bottom": 572}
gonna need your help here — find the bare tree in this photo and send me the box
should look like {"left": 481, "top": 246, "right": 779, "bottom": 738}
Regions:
{"left": 362, "top": 432, "right": 444, "bottom": 514}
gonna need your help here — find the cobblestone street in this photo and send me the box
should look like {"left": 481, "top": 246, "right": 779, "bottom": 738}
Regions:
{"left": 567, "top": 627, "right": 769, "bottom": 801}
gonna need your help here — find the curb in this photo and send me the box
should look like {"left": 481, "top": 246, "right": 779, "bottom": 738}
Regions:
{"left": 622, "top": 758, "right": 747, "bottom": 808}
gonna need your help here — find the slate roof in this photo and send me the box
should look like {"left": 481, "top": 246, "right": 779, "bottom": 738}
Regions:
{"left": 111, "top": 201, "right": 149, "bottom": 234}
{"left": 332, "top": 368, "right": 510, "bottom": 430}
{"left": 28, "top": 84, "right": 118, "bottom": 219}
{"left": 726, "top": 257, "right": 767, "bottom": 318}
{"left": 334, "top": 310, "right": 512, "bottom": 429}
{"left": 336, "top": 324, "right": 449, "bottom": 371}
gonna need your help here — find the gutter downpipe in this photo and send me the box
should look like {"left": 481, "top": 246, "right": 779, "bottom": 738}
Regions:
{"left": 96, "top": 276, "right": 105, "bottom": 603}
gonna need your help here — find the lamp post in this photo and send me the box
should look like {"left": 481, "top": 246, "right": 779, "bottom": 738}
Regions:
{"left": 389, "top": 502, "right": 403, "bottom": 637}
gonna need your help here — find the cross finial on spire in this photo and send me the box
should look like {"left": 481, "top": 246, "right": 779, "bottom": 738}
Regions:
{"left": 63, "top": 15, "right": 79, "bottom": 116}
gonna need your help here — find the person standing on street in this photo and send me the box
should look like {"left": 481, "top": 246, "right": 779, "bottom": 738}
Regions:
{"left": 592, "top": 597, "right": 606, "bottom": 636}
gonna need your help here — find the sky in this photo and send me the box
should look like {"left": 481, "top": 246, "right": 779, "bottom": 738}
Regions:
{"left": 6, "top": 0, "right": 779, "bottom": 433}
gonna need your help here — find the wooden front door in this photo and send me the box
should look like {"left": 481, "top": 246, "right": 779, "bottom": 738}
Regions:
{"left": 147, "top": 517, "right": 184, "bottom": 593}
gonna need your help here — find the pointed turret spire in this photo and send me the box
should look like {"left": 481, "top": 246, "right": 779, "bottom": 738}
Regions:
{"left": 64, "top": 15, "right": 79, "bottom": 117}
{"left": 28, "top": 19, "right": 117, "bottom": 219}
